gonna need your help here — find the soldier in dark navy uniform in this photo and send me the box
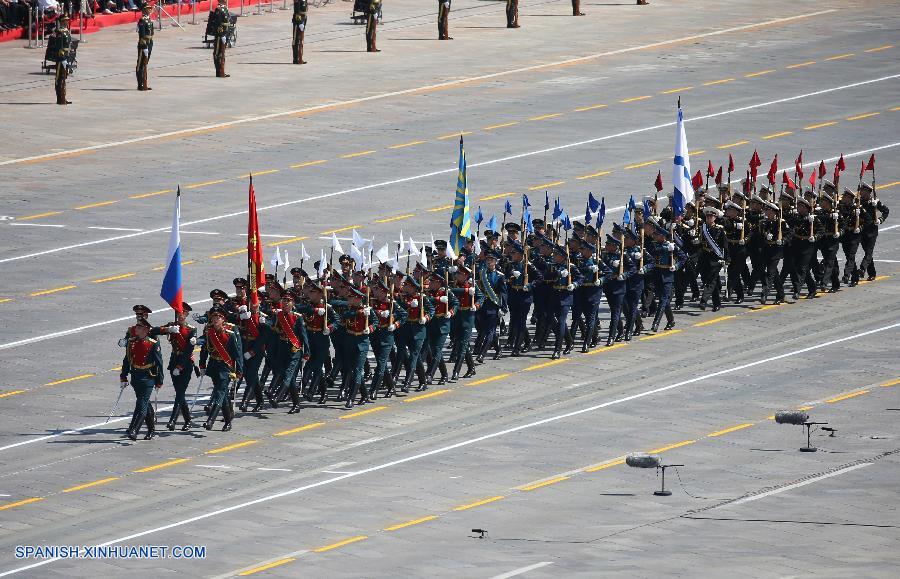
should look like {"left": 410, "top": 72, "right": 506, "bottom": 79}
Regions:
{"left": 698, "top": 201, "right": 727, "bottom": 311}
{"left": 573, "top": 240, "right": 602, "bottom": 351}
{"left": 791, "top": 197, "right": 823, "bottom": 299}
{"left": 505, "top": 242, "right": 539, "bottom": 356}
{"left": 474, "top": 250, "right": 507, "bottom": 362}
{"left": 366, "top": 0, "right": 381, "bottom": 52}
{"left": 649, "top": 223, "right": 685, "bottom": 332}
{"left": 601, "top": 234, "right": 626, "bottom": 346}
{"left": 815, "top": 192, "right": 842, "bottom": 292}
{"left": 292, "top": 0, "right": 308, "bottom": 64}
{"left": 759, "top": 200, "right": 791, "bottom": 304}
{"left": 857, "top": 182, "right": 889, "bottom": 282}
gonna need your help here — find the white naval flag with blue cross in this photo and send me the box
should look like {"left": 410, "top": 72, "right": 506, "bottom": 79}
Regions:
{"left": 671, "top": 105, "right": 693, "bottom": 218}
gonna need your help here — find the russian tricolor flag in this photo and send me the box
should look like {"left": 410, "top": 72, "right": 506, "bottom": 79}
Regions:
{"left": 160, "top": 187, "right": 184, "bottom": 314}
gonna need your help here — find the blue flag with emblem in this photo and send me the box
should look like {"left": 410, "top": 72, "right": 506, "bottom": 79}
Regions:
{"left": 643, "top": 198, "right": 651, "bottom": 218}
{"left": 486, "top": 214, "right": 497, "bottom": 233}
{"left": 597, "top": 197, "right": 606, "bottom": 230}
{"left": 623, "top": 196, "right": 634, "bottom": 229}
{"left": 552, "top": 197, "right": 563, "bottom": 222}
{"left": 584, "top": 201, "right": 591, "bottom": 225}
{"left": 504, "top": 199, "right": 513, "bottom": 215}
{"left": 449, "top": 136, "right": 471, "bottom": 253}
{"left": 524, "top": 207, "right": 534, "bottom": 233}
{"left": 562, "top": 212, "right": 572, "bottom": 232}
{"left": 474, "top": 206, "right": 483, "bottom": 226}
{"left": 522, "top": 193, "right": 531, "bottom": 209}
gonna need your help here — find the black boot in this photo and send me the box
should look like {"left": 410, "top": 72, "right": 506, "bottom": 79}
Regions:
{"left": 462, "top": 352, "right": 477, "bottom": 378}
{"left": 222, "top": 402, "right": 233, "bottom": 431}
{"left": 180, "top": 403, "right": 193, "bottom": 431}
{"left": 166, "top": 408, "right": 178, "bottom": 431}
{"left": 125, "top": 411, "right": 141, "bottom": 441}
{"left": 143, "top": 407, "right": 156, "bottom": 440}
{"left": 563, "top": 328, "right": 574, "bottom": 355}
{"left": 450, "top": 356, "right": 464, "bottom": 382}
{"left": 204, "top": 403, "right": 221, "bottom": 430}
{"left": 437, "top": 360, "right": 448, "bottom": 384}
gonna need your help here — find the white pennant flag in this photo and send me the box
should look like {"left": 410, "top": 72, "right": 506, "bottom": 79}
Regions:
{"left": 283, "top": 250, "right": 290, "bottom": 279}
{"left": 421, "top": 242, "right": 429, "bottom": 270}
{"left": 331, "top": 232, "right": 344, "bottom": 255}
{"left": 446, "top": 242, "right": 457, "bottom": 261}
{"left": 317, "top": 249, "right": 327, "bottom": 278}
{"left": 375, "top": 243, "right": 390, "bottom": 263}
{"left": 352, "top": 228, "right": 365, "bottom": 250}
{"left": 300, "top": 243, "right": 310, "bottom": 261}
{"left": 350, "top": 244, "right": 364, "bottom": 272}
{"left": 271, "top": 245, "right": 282, "bottom": 268}
{"left": 407, "top": 237, "right": 420, "bottom": 257}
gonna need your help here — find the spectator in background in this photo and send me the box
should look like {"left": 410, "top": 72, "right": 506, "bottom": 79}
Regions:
{"left": 0, "top": 0, "right": 31, "bottom": 31}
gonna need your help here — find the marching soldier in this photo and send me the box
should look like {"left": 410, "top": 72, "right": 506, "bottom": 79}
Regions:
{"left": 572, "top": 240, "right": 602, "bottom": 351}
{"left": 269, "top": 293, "right": 309, "bottom": 413}
{"left": 299, "top": 282, "right": 336, "bottom": 403}
{"left": 50, "top": 14, "right": 72, "bottom": 105}
{"left": 791, "top": 197, "right": 823, "bottom": 299}
{"left": 369, "top": 280, "right": 406, "bottom": 398}
{"left": 505, "top": 242, "right": 539, "bottom": 356}
{"left": 674, "top": 203, "right": 701, "bottom": 308}
{"left": 506, "top": 0, "right": 520, "bottom": 28}
{"left": 857, "top": 182, "right": 889, "bottom": 282}
{"left": 366, "top": 0, "right": 381, "bottom": 52}
{"left": 136, "top": 4, "right": 154, "bottom": 91}
{"left": 816, "top": 191, "right": 842, "bottom": 292}
{"left": 120, "top": 304, "right": 153, "bottom": 345}
{"left": 448, "top": 265, "right": 480, "bottom": 381}
{"left": 601, "top": 234, "right": 626, "bottom": 346}
{"left": 398, "top": 276, "right": 434, "bottom": 392}
{"left": 211, "top": 0, "right": 231, "bottom": 77}
{"left": 438, "top": 0, "right": 452, "bottom": 40}
{"left": 199, "top": 307, "right": 243, "bottom": 431}
{"left": 120, "top": 318, "right": 164, "bottom": 441}
{"left": 623, "top": 228, "right": 652, "bottom": 339}
{"left": 649, "top": 224, "right": 684, "bottom": 332}
{"left": 759, "top": 199, "right": 791, "bottom": 304}
{"left": 723, "top": 196, "right": 749, "bottom": 303}
{"left": 539, "top": 245, "right": 580, "bottom": 357}
{"left": 839, "top": 188, "right": 862, "bottom": 287}
{"left": 474, "top": 251, "right": 507, "bottom": 362}
{"left": 236, "top": 300, "right": 268, "bottom": 412}
{"left": 425, "top": 272, "right": 458, "bottom": 386}
{"left": 339, "top": 287, "right": 377, "bottom": 407}
{"left": 152, "top": 304, "right": 197, "bottom": 431}
{"left": 698, "top": 201, "right": 727, "bottom": 311}
{"left": 292, "top": 0, "right": 308, "bottom": 64}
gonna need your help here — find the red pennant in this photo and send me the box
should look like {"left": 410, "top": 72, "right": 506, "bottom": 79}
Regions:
{"left": 833, "top": 165, "right": 840, "bottom": 185}
{"left": 654, "top": 170, "right": 663, "bottom": 193}
{"left": 706, "top": 160, "right": 714, "bottom": 177}
{"left": 808, "top": 170, "right": 816, "bottom": 188}
{"left": 767, "top": 154, "right": 778, "bottom": 184}
{"left": 837, "top": 154, "right": 845, "bottom": 172}
{"left": 782, "top": 171, "right": 797, "bottom": 190}
{"left": 750, "top": 149, "right": 761, "bottom": 168}
{"left": 715, "top": 166, "right": 723, "bottom": 185}
{"left": 818, "top": 160, "right": 827, "bottom": 178}
{"left": 795, "top": 150, "right": 803, "bottom": 167}
{"left": 865, "top": 153, "right": 875, "bottom": 172}
{"left": 743, "top": 171, "right": 751, "bottom": 194}
{"left": 859, "top": 160, "right": 866, "bottom": 180}
{"left": 795, "top": 161, "right": 803, "bottom": 180}
{"left": 691, "top": 170, "right": 704, "bottom": 191}
{"left": 728, "top": 154, "right": 735, "bottom": 173}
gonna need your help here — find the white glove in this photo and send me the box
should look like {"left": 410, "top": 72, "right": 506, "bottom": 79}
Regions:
{"left": 439, "top": 295, "right": 448, "bottom": 304}
{"left": 717, "top": 259, "right": 725, "bottom": 266}
{"left": 617, "top": 274, "right": 624, "bottom": 281}
{"left": 315, "top": 307, "right": 325, "bottom": 316}
{"left": 735, "top": 222, "right": 743, "bottom": 230}
{"left": 443, "top": 1, "right": 449, "bottom": 7}
{"left": 449, "top": 266, "right": 458, "bottom": 273}
{"left": 363, "top": 327, "right": 371, "bottom": 335}
{"left": 809, "top": 235, "right": 816, "bottom": 242}
{"left": 167, "top": 325, "right": 180, "bottom": 334}
{"left": 691, "top": 238, "right": 700, "bottom": 245}
{"left": 611, "top": 260, "right": 620, "bottom": 268}
{"left": 379, "top": 309, "right": 390, "bottom": 318}
{"left": 239, "top": 311, "right": 251, "bottom": 320}
{"left": 669, "top": 265, "right": 676, "bottom": 272}
{"left": 685, "top": 219, "right": 694, "bottom": 227}
{"left": 666, "top": 242, "right": 675, "bottom": 251}
{"left": 299, "top": 23, "right": 305, "bottom": 32}
{"left": 243, "top": 351, "right": 252, "bottom": 360}
{"left": 410, "top": 299, "right": 419, "bottom": 308}
{"left": 589, "top": 265, "right": 599, "bottom": 273}
{"left": 190, "top": 337, "right": 197, "bottom": 345}
{"left": 831, "top": 212, "right": 839, "bottom": 219}
{"left": 444, "top": 311, "right": 452, "bottom": 318}
{"left": 118, "top": 338, "right": 128, "bottom": 347}
{"left": 566, "top": 283, "right": 575, "bottom": 291}
{"left": 776, "top": 239, "right": 783, "bottom": 246}
{"left": 512, "top": 270, "right": 521, "bottom": 278}
{"left": 323, "top": 326, "right": 331, "bottom": 336}
{"left": 807, "top": 215, "right": 815, "bottom": 223}
{"left": 558, "top": 269, "right": 569, "bottom": 278}
{"left": 362, "top": 307, "right": 371, "bottom": 316}
{"left": 220, "top": 36, "right": 227, "bottom": 44}
{"left": 833, "top": 233, "right": 840, "bottom": 238}
{"left": 142, "top": 48, "right": 148, "bottom": 58}
{"left": 172, "top": 368, "right": 181, "bottom": 377}
{"left": 419, "top": 318, "right": 427, "bottom": 325}
{"left": 853, "top": 227, "right": 861, "bottom": 234}
{"left": 120, "top": 380, "right": 129, "bottom": 388}
{"left": 642, "top": 266, "right": 651, "bottom": 274}
{"left": 238, "top": 305, "right": 248, "bottom": 313}
{"left": 388, "top": 323, "right": 395, "bottom": 332}
{"left": 854, "top": 208, "right": 861, "bottom": 216}
{"left": 766, "top": 233, "right": 774, "bottom": 241}
{"left": 468, "top": 287, "right": 475, "bottom": 295}
{"left": 876, "top": 218, "right": 883, "bottom": 225}
{"left": 739, "top": 239, "right": 745, "bottom": 246}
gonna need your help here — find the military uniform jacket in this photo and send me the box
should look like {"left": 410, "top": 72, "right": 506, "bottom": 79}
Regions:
{"left": 373, "top": 298, "right": 408, "bottom": 330}
{"left": 723, "top": 216, "right": 746, "bottom": 245}
{"left": 477, "top": 267, "right": 508, "bottom": 311}
{"left": 699, "top": 223, "right": 728, "bottom": 262}
{"left": 212, "top": 5, "right": 231, "bottom": 35}
{"left": 431, "top": 286, "right": 460, "bottom": 319}
{"left": 624, "top": 244, "right": 655, "bottom": 277}
{"left": 860, "top": 198, "right": 889, "bottom": 232}
{"left": 505, "top": 260, "right": 540, "bottom": 294}
{"left": 49, "top": 28, "right": 71, "bottom": 62}
{"left": 761, "top": 218, "right": 792, "bottom": 247}
{"left": 159, "top": 324, "right": 196, "bottom": 372}
{"left": 340, "top": 306, "right": 378, "bottom": 336}
{"left": 789, "top": 212, "right": 824, "bottom": 243}
{"left": 293, "top": 0, "right": 308, "bottom": 26}
{"left": 650, "top": 239, "right": 686, "bottom": 271}
{"left": 271, "top": 309, "right": 309, "bottom": 355}
{"left": 403, "top": 293, "right": 435, "bottom": 324}
{"left": 199, "top": 326, "right": 244, "bottom": 375}
{"left": 451, "top": 280, "right": 482, "bottom": 311}
{"left": 815, "top": 207, "right": 843, "bottom": 244}
{"left": 138, "top": 15, "right": 154, "bottom": 47}
{"left": 121, "top": 337, "right": 164, "bottom": 384}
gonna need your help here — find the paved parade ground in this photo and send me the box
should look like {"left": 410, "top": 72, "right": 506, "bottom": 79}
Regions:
{"left": 1, "top": 0, "right": 899, "bottom": 576}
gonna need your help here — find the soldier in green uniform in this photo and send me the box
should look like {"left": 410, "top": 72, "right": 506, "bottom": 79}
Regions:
{"left": 338, "top": 287, "right": 378, "bottom": 408}
{"left": 211, "top": 0, "right": 231, "bottom": 77}
{"left": 369, "top": 279, "right": 406, "bottom": 398}
{"left": 292, "top": 0, "right": 308, "bottom": 64}
{"left": 120, "top": 318, "right": 164, "bottom": 441}
{"left": 424, "top": 271, "right": 459, "bottom": 387}
{"left": 366, "top": 0, "right": 381, "bottom": 52}
{"left": 438, "top": 0, "right": 452, "bottom": 40}
{"left": 199, "top": 307, "right": 243, "bottom": 431}
{"left": 136, "top": 4, "right": 154, "bottom": 90}
{"left": 448, "top": 264, "right": 480, "bottom": 381}
{"left": 398, "top": 276, "right": 434, "bottom": 392}
{"left": 152, "top": 303, "right": 198, "bottom": 431}
{"left": 50, "top": 14, "right": 72, "bottom": 105}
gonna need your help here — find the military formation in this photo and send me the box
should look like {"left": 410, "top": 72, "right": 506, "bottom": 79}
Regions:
{"left": 117, "top": 169, "right": 888, "bottom": 441}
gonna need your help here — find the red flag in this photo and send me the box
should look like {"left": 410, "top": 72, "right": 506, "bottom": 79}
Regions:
{"left": 795, "top": 160, "right": 803, "bottom": 180}
{"left": 836, "top": 154, "right": 845, "bottom": 172}
{"left": 865, "top": 154, "right": 875, "bottom": 172}
{"left": 706, "top": 160, "right": 714, "bottom": 177}
{"left": 654, "top": 170, "right": 663, "bottom": 193}
{"left": 818, "top": 160, "right": 827, "bottom": 178}
{"left": 750, "top": 149, "right": 761, "bottom": 168}
{"left": 859, "top": 160, "right": 866, "bottom": 180}
{"left": 728, "top": 154, "right": 735, "bottom": 174}
{"left": 795, "top": 150, "right": 803, "bottom": 167}
{"left": 782, "top": 170, "right": 797, "bottom": 190}
{"left": 808, "top": 170, "right": 816, "bottom": 189}
{"left": 743, "top": 171, "right": 750, "bottom": 194}
{"left": 833, "top": 165, "right": 840, "bottom": 186}
{"left": 691, "top": 170, "right": 704, "bottom": 191}
{"left": 247, "top": 176, "right": 266, "bottom": 310}
{"left": 715, "top": 166, "right": 723, "bottom": 185}
{"left": 767, "top": 154, "right": 778, "bottom": 183}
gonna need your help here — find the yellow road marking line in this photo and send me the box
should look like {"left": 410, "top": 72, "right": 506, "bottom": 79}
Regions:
{"left": 0, "top": 298, "right": 13, "bottom": 304}
{"left": 30, "top": 285, "right": 76, "bottom": 297}
{"left": 45, "top": 374, "right": 94, "bottom": 386}
{"left": 290, "top": 159, "right": 328, "bottom": 169}
{"left": 427, "top": 204, "right": 455, "bottom": 212}
{"left": 17, "top": 211, "right": 62, "bottom": 221}
{"left": 574, "top": 104, "right": 607, "bottom": 112}
{"left": 881, "top": 378, "right": 900, "bottom": 388}
{"left": 110, "top": 365, "right": 122, "bottom": 371}
{"left": 661, "top": 86, "right": 693, "bottom": 94}
{"left": 649, "top": 440, "right": 696, "bottom": 453}
{"left": 384, "top": 515, "right": 438, "bottom": 531}
{"left": 797, "top": 405, "right": 814, "bottom": 411}
{"left": 528, "top": 181, "right": 565, "bottom": 190}
{"left": 130, "top": 189, "right": 173, "bottom": 199}
{"left": 437, "top": 131, "right": 473, "bottom": 140}
{"left": 62, "top": 477, "right": 119, "bottom": 493}
{"left": 786, "top": 61, "right": 816, "bottom": 69}
{"left": 718, "top": 140, "right": 750, "bottom": 149}
{"left": 403, "top": 389, "right": 451, "bottom": 403}
{"left": 375, "top": 214, "right": 416, "bottom": 223}
{"left": 518, "top": 476, "right": 569, "bottom": 491}
{"left": 763, "top": 131, "right": 793, "bottom": 140}
{"left": 873, "top": 275, "right": 889, "bottom": 280}
{"left": 339, "top": 406, "right": 387, "bottom": 419}
{"left": 752, "top": 303, "right": 785, "bottom": 312}
{"left": 320, "top": 225, "right": 360, "bottom": 235}
{"left": 805, "top": 121, "right": 839, "bottom": 130}
{"left": 238, "top": 170, "right": 279, "bottom": 178}
{"left": 865, "top": 45, "right": 893, "bottom": 52}
{"left": 75, "top": 200, "right": 118, "bottom": 210}
{"left": 583, "top": 343, "right": 627, "bottom": 355}
{"left": 0, "top": 497, "right": 43, "bottom": 511}
{"left": 703, "top": 78, "right": 735, "bottom": 86}
{"left": 341, "top": 150, "right": 376, "bottom": 159}
{"left": 467, "top": 373, "right": 511, "bottom": 386}
{"left": 846, "top": 112, "right": 879, "bottom": 121}
{"left": 0, "top": 390, "right": 26, "bottom": 399}
{"left": 480, "top": 192, "right": 516, "bottom": 201}
{"left": 584, "top": 458, "right": 626, "bottom": 472}
{"left": 625, "top": 160, "right": 659, "bottom": 169}
{"left": 268, "top": 236, "right": 308, "bottom": 247}
{"left": 620, "top": 96, "right": 651, "bottom": 103}
{"left": 238, "top": 558, "right": 297, "bottom": 576}
{"left": 689, "top": 150, "right": 706, "bottom": 156}
{"left": 523, "top": 358, "right": 568, "bottom": 371}
{"left": 639, "top": 329, "right": 682, "bottom": 340}
{"left": 212, "top": 249, "right": 245, "bottom": 259}
{"left": 92, "top": 273, "right": 136, "bottom": 283}
{"left": 879, "top": 181, "right": 900, "bottom": 189}
{"left": 453, "top": 496, "right": 505, "bottom": 511}
{"left": 133, "top": 458, "right": 191, "bottom": 473}
{"left": 152, "top": 260, "right": 193, "bottom": 272}
{"left": 890, "top": 107, "right": 900, "bottom": 112}
{"left": 484, "top": 121, "right": 519, "bottom": 130}
{"left": 826, "top": 390, "right": 869, "bottom": 403}
{"left": 693, "top": 315, "right": 735, "bottom": 327}
{"left": 825, "top": 53, "right": 854, "bottom": 61}
{"left": 273, "top": 422, "right": 325, "bottom": 437}
{"left": 313, "top": 536, "right": 368, "bottom": 553}
{"left": 389, "top": 140, "right": 428, "bottom": 149}
{"left": 529, "top": 113, "right": 563, "bottom": 121}
{"left": 184, "top": 179, "right": 227, "bottom": 189}
{"left": 708, "top": 423, "right": 754, "bottom": 437}
{"left": 205, "top": 440, "right": 260, "bottom": 455}
{"left": 576, "top": 170, "right": 612, "bottom": 180}
{"left": 745, "top": 69, "right": 776, "bottom": 78}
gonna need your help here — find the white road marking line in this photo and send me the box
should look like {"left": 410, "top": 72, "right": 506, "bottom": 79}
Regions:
{"left": 879, "top": 224, "right": 900, "bottom": 232}
{"left": 729, "top": 463, "right": 871, "bottom": 506}
{"left": 87, "top": 226, "right": 144, "bottom": 232}
{"left": 196, "top": 465, "right": 235, "bottom": 470}
{"left": 875, "top": 259, "right": 900, "bottom": 263}
{"left": 0, "top": 322, "right": 895, "bottom": 577}
{"left": 3, "top": 75, "right": 897, "bottom": 268}
{"left": 178, "top": 230, "right": 220, "bottom": 235}
{"left": 8, "top": 223, "right": 65, "bottom": 228}
{"left": 321, "top": 471, "right": 356, "bottom": 474}
{"left": 490, "top": 562, "right": 555, "bottom": 579}
{"left": 0, "top": 10, "right": 836, "bottom": 169}
{"left": 258, "top": 468, "right": 292, "bottom": 472}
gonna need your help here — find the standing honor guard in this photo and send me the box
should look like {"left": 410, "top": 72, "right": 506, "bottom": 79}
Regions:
{"left": 366, "top": 0, "right": 381, "bottom": 52}
{"left": 292, "top": 0, "right": 308, "bottom": 64}
{"left": 506, "top": 0, "right": 519, "bottom": 28}
{"left": 211, "top": 0, "right": 231, "bottom": 77}
{"left": 136, "top": 4, "right": 154, "bottom": 90}
{"left": 120, "top": 319, "right": 164, "bottom": 441}
{"left": 50, "top": 14, "right": 72, "bottom": 105}
{"left": 572, "top": 0, "right": 584, "bottom": 16}
{"left": 199, "top": 307, "right": 243, "bottom": 431}
{"left": 438, "top": 0, "right": 452, "bottom": 40}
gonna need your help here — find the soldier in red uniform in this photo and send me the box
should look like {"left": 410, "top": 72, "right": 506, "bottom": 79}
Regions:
{"left": 120, "top": 318, "right": 164, "bottom": 441}
{"left": 199, "top": 307, "right": 243, "bottom": 431}
{"left": 152, "top": 303, "right": 198, "bottom": 431}
{"left": 268, "top": 293, "right": 309, "bottom": 413}
{"left": 339, "top": 287, "right": 378, "bottom": 408}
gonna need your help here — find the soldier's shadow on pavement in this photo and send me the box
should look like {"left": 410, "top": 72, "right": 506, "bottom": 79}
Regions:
{"left": 83, "top": 88, "right": 132, "bottom": 91}
{"left": 317, "top": 49, "right": 370, "bottom": 53}
{"left": 237, "top": 62, "right": 297, "bottom": 65}
{"left": 0, "top": 103, "right": 51, "bottom": 106}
